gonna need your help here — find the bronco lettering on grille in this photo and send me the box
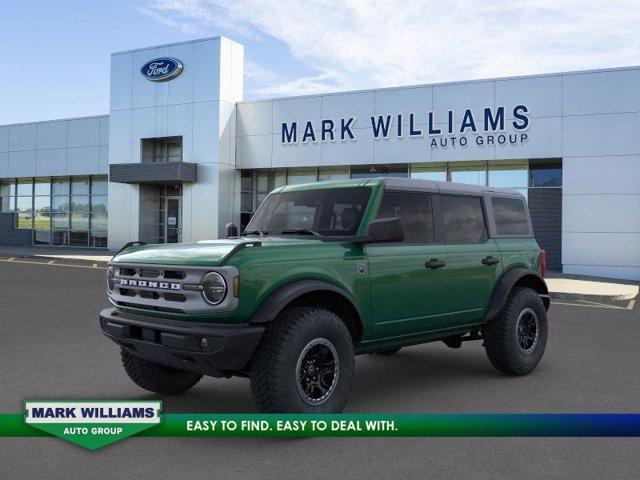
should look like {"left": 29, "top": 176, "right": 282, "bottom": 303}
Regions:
{"left": 119, "top": 279, "right": 181, "bottom": 290}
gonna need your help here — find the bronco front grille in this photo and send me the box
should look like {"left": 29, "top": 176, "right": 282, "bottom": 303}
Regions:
{"left": 108, "top": 263, "right": 239, "bottom": 314}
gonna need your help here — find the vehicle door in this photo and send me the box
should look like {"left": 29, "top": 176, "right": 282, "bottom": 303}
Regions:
{"left": 366, "top": 190, "right": 451, "bottom": 338}
{"left": 439, "top": 194, "right": 503, "bottom": 325}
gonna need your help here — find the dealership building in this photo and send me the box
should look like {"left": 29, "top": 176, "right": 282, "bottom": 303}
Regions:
{"left": 0, "top": 36, "right": 639, "bottom": 280}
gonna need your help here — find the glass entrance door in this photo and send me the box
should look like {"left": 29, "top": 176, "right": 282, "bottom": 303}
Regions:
{"left": 164, "top": 196, "right": 181, "bottom": 243}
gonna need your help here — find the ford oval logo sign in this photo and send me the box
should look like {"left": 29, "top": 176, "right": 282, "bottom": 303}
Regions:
{"left": 140, "top": 57, "right": 184, "bottom": 82}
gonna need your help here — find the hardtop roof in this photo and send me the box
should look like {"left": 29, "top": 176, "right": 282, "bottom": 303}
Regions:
{"left": 278, "top": 177, "right": 524, "bottom": 197}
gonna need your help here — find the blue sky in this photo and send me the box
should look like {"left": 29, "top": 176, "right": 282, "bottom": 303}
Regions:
{"left": 2, "top": 0, "right": 640, "bottom": 124}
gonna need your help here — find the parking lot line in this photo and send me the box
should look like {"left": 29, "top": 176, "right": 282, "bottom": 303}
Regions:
{"left": 0, "top": 258, "right": 106, "bottom": 270}
{"left": 551, "top": 299, "right": 635, "bottom": 310}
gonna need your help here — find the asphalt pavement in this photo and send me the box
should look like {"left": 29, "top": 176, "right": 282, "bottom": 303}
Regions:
{"left": 1, "top": 258, "right": 639, "bottom": 479}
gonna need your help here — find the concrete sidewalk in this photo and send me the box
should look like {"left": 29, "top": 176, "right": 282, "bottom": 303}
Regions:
{"left": 545, "top": 277, "right": 638, "bottom": 302}
{"left": 0, "top": 245, "right": 637, "bottom": 302}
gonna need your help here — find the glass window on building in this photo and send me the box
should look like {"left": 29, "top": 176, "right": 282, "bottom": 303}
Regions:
{"left": 488, "top": 161, "right": 528, "bottom": 199}
{"left": 0, "top": 180, "right": 16, "bottom": 212}
{"left": 33, "top": 196, "right": 51, "bottom": 230}
{"left": 141, "top": 136, "right": 183, "bottom": 163}
{"left": 530, "top": 162, "right": 562, "bottom": 187}
{"left": 319, "top": 167, "right": 349, "bottom": 182}
{"left": 92, "top": 177, "right": 108, "bottom": 195}
{"left": 16, "top": 196, "right": 33, "bottom": 229}
{"left": 286, "top": 168, "right": 317, "bottom": 185}
{"left": 5, "top": 175, "right": 107, "bottom": 247}
{"left": 410, "top": 163, "right": 447, "bottom": 182}
{"left": 256, "top": 169, "right": 287, "bottom": 206}
{"left": 52, "top": 178, "right": 70, "bottom": 195}
{"left": 17, "top": 179, "right": 33, "bottom": 197}
{"left": 71, "top": 177, "right": 90, "bottom": 195}
{"left": 34, "top": 178, "right": 51, "bottom": 196}
{"left": 449, "top": 162, "right": 486, "bottom": 185}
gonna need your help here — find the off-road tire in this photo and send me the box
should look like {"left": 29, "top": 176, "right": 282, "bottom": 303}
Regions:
{"left": 483, "top": 287, "right": 547, "bottom": 375}
{"left": 371, "top": 346, "right": 402, "bottom": 355}
{"left": 250, "top": 307, "right": 355, "bottom": 413}
{"left": 121, "top": 349, "right": 203, "bottom": 395}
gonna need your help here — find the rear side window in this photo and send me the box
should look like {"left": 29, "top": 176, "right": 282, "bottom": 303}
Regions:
{"left": 440, "top": 195, "right": 487, "bottom": 244}
{"left": 376, "top": 192, "right": 434, "bottom": 243}
{"left": 492, "top": 197, "right": 530, "bottom": 235}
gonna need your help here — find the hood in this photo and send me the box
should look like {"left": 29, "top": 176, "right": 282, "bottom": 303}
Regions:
{"left": 111, "top": 237, "right": 319, "bottom": 266}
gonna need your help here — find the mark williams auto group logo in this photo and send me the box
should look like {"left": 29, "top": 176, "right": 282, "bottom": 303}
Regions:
{"left": 281, "top": 105, "right": 530, "bottom": 149}
{"left": 25, "top": 401, "right": 161, "bottom": 450}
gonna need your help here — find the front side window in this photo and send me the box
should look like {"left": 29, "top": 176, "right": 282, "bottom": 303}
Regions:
{"left": 441, "top": 195, "right": 487, "bottom": 244}
{"left": 244, "top": 187, "right": 372, "bottom": 237}
{"left": 492, "top": 197, "right": 530, "bottom": 235}
{"left": 376, "top": 192, "right": 434, "bottom": 243}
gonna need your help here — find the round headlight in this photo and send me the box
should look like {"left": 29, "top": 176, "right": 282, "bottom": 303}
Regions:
{"left": 201, "top": 272, "right": 227, "bottom": 305}
{"left": 106, "top": 266, "right": 116, "bottom": 293}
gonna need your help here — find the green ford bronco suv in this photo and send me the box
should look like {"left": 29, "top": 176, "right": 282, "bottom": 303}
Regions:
{"left": 100, "top": 178, "right": 549, "bottom": 413}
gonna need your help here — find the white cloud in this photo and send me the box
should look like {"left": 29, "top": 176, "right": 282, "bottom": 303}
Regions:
{"left": 142, "top": 0, "right": 640, "bottom": 97}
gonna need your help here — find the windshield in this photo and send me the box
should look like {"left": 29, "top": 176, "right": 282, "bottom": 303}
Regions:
{"left": 244, "top": 187, "right": 372, "bottom": 237}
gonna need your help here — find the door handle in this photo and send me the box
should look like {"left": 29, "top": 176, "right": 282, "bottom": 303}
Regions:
{"left": 482, "top": 256, "right": 500, "bottom": 266}
{"left": 425, "top": 258, "right": 446, "bottom": 269}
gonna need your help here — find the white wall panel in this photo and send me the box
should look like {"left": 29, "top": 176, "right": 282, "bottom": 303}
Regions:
{"left": 322, "top": 91, "right": 374, "bottom": 125}
{"left": 0, "top": 126, "right": 9, "bottom": 152}
{"left": 108, "top": 109, "right": 132, "bottom": 164}
{"left": 8, "top": 150, "right": 37, "bottom": 177}
{"left": 9, "top": 124, "right": 37, "bottom": 151}
{"left": 495, "top": 116, "right": 561, "bottom": 160}
{"left": 230, "top": 41, "right": 244, "bottom": 102}
{"left": 0, "top": 152, "right": 8, "bottom": 177}
{"left": 132, "top": 48, "right": 160, "bottom": 109}
{"left": 67, "top": 146, "right": 100, "bottom": 175}
{"left": 273, "top": 96, "right": 322, "bottom": 136}
{"left": 110, "top": 53, "right": 133, "bottom": 111}
{"left": 321, "top": 136, "right": 373, "bottom": 166}
{"left": 562, "top": 232, "right": 640, "bottom": 268}
{"left": 563, "top": 264, "right": 640, "bottom": 281}
{"left": 237, "top": 101, "right": 272, "bottom": 136}
{"left": 374, "top": 86, "right": 432, "bottom": 123}
{"left": 67, "top": 117, "right": 100, "bottom": 147}
{"left": 433, "top": 81, "right": 494, "bottom": 123}
{"left": 131, "top": 107, "right": 156, "bottom": 162}
{"left": 167, "top": 42, "right": 195, "bottom": 105}
{"left": 564, "top": 156, "right": 640, "bottom": 194}
{"left": 374, "top": 136, "right": 431, "bottom": 164}
{"left": 99, "top": 145, "right": 109, "bottom": 174}
{"left": 236, "top": 134, "right": 272, "bottom": 169}
{"left": 562, "top": 112, "right": 640, "bottom": 158}
{"left": 563, "top": 69, "right": 640, "bottom": 116}
{"left": 99, "top": 116, "right": 109, "bottom": 145}
{"left": 272, "top": 135, "right": 321, "bottom": 167}
{"left": 192, "top": 101, "right": 219, "bottom": 164}
{"left": 564, "top": 194, "right": 640, "bottom": 233}
{"left": 36, "top": 148, "right": 66, "bottom": 176}
{"left": 495, "top": 75, "right": 562, "bottom": 119}
{"left": 194, "top": 39, "right": 221, "bottom": 103}
{"left": 37, "top": 121, "right": 67, "bottom": 150}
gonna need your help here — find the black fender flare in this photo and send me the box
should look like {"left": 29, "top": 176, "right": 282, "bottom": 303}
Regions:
{"left": 249, "top": 279, "right": 363, "bottom": 327}
{"left": 485, "top": 267, "right": 550, "bottom": 322}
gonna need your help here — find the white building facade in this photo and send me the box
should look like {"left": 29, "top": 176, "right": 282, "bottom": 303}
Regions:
{"left": 1, "top": 37, "right": 639, "bottom": 280}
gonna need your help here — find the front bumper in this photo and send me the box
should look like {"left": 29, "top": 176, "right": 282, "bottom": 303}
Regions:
{"left": 99, "top": 308, "right": 264, "bottom": 377}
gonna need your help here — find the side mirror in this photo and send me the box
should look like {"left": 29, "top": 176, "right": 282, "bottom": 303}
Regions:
{"left": 225, "top": 222, "right": 239, "bottom": 238}
{"left": 365, "top": 217, "right": 404, "bottom": 243}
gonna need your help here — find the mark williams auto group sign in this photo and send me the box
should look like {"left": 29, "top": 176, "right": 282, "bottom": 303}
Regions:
{"left": 281, "top": 105, "right": 530, "bottom": 149}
